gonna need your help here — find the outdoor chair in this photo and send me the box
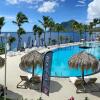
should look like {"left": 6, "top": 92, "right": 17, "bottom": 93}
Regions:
{"left": 17, "top": 76, "right": 30, "bottom": 89}
{"left": 87, "top": 78, "right": 97, "bottom": 84}
{"left": 86, "top": 78, "right": 100, "bottom": 92}
{"left": 29, "top": 76, "right": 41, "bottom": 84}
{"left": 29, "top": 76, "right": 41, "bottom": 90}
{"left": 7, "top": 51, "right": 16, "bottom": 57}
{"left": 74, "top": 79, "right": 86, "bottom": 93}
{"left": 69, "top": 77, "right": 86, "bottom": 93}
{"left": 70, "top": 77, "right": 100, "bottom": 93}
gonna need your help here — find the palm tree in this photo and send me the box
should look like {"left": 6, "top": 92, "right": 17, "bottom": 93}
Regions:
{"left": 12, "top": 12, "right": 28, "bottom": 50}
{"left": 83, "top": 24, "right": 88, "bottom": 41}
{"left": 89, "top": 22, "right": 94, "bottom": 41}
{"left": 64, "top": 36, "right": 69, "bottom": 43}
{"left": 39, "top": 16, "right": 50, "bottom": 47}
{"left": 55, "top": 23, "right": 64, "bottom": 44}
{"left": 75, "top": 23, "right": 84, "bottom": 41}
{"left": 52, "top": 39, "right": 57, "bottom": 45}
{"left": 17, "top": 28, "right": 26, "bottom": 49}
{"left": 8, "top": 36, "right": 16, "bottom": 51}
{"left": 37, "top": 26, "right": 44, "bottom": 46}
{"left": 33, "top": 25, "right": 38, "bottom": 41}
{"left": 98, "top": 18, "right": 100, "bottom": 24}
{"left": 72, "top": 21, "right": 79, "bottom": 42}
{"left": 93, "top": 18, "right": 98, "bottom": 27}
{"left": 48, "top": 18, "right": 55, "bottom": 45}
{"left": 60, "top": 35, "right": 64, "bottom": 44}
{"left": 0, "top": 17, "right": 5, "bottom": 47}
{"left": 93, "top": 18, "right": 99, "bottom": 39}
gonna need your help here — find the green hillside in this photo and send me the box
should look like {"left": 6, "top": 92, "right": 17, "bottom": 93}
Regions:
{"left": 61, "top": 20, "right": 78, "bottom": 32}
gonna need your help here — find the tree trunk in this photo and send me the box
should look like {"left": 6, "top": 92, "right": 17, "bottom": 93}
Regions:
{"left": 39, "top": 36, "right": 40, "bottom": 46}
{"left": 58, "top": 31, "right": 59, "bottom": 45}
{"left": 0, "top": 29, "right": 3, "bottom": 47}
{"left": 49, "top": 30, "right": 51, "bottom": 45}
{"left": 9, "top": 43, "right": 11, "bottom": 51}
{"left": 35, "top": 35, "right": 36, "bottom": 41}
{"left": 85, "top": 31, "right": 87, "bottom": 42}
{"left": 17, "top": 26, "right": 21, "bottom": 51}
{"left": 72, "top": 28, "right": 75, "bottom": 42}
{"left": 44, "top": 28, "right": 46, "bottom": 47}
{"left": 17, "top": 35, "right": 21, "bottom": 51}
{"left": 80, "top": 33, "right": 83, "bottom": 42}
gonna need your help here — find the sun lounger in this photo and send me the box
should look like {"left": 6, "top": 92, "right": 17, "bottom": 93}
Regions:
{"left": 17, "top": 76, "right": 30, "bottom": 89}
{"left": 7, "top": 51, "right": 16, "bottom": 57}
{"left": 69, "top": 77, "right": 86, "bottom": 93}
{"left": 74, "top": 79, "right": 86, "bottom": 93}
{"left": 86, "top": 78, "right": 100, "bottom": 92}
{"left": 87, "top": 78, "right": 97, "bottom": 84}
{"left": 17, "top": 75, "right": 41, "bottom": 90}
{"left": 28, "top": 76, "right": 41, "bottom": 90}
{"left": 70, "top": 77, "right": 100, "bottom": 93}
{"left": 29, "top": 76, "right": 41, "bottom": 84}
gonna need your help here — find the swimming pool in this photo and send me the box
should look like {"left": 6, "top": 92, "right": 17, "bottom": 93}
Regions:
{"left": 25, "top": 42, "right": 100, "bottom": 77}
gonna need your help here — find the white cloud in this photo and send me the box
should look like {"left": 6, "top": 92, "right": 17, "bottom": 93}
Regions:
{"left": 6, "top": 16, "right": 15, "bottom": 20}
{"left": 6, "top": 0, "right": 18, "bottom": 4}
{"left": 75, "top": 4, "right": 85, "bottom": 7}
{"left": 6, "top": 0, "right": 43, "bottom": 4}
{"left": 78, "top": 0, "right": 85, "bottom": 4}
{"left": 0, "top": 15, "right": 15, "bottom": 21}
{"left": 6, "top": 0, "right": 66, "bottom": 13}
{"left": 87, "top": 0, "right": 100, "bottom": 22}
{"left": 76, "top": 0, "right": 86, "bottom": 7}
{"left": 38, "top": 1, "right": 58, "bottom": 13}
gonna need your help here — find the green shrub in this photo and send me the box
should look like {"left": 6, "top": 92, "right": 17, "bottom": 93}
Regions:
{"left": 0, "top": 97, "right": 11, "bottom": 100}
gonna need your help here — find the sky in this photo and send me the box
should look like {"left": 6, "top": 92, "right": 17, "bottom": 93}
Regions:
{"left": 0, "top": 0, "right": 100, "bottom": 32}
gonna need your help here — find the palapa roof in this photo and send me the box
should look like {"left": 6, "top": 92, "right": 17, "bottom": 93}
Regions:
{"left": 19, "top": 50, "right": 43, "bottom": 69}
{"left": 68, "top": 51, "right": 99, "bottom": 71}
{"left": 0, "top": 56, "right": 5, "bottom": 68}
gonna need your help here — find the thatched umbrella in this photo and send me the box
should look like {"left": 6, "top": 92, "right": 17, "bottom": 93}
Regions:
{"left": 68, "top": 51, "right": 99, "bottom": 82}
{"left": 0, "top": 56, "right": 5, "bottom": 68}
{"left": 19, "top": 50, "right": 43, "bottom": 77}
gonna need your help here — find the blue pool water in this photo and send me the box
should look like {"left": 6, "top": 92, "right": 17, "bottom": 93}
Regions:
{"left": 25, "top": 42, "right": 100, "bottom": 77}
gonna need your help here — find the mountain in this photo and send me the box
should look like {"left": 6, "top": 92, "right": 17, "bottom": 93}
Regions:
{"left": 61, "top": 20, "right": 78, "bottom": 32}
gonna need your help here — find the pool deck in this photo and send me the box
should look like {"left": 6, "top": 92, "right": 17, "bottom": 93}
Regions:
{"left": 0, "top": 42, "right": 100, "bottom": 100}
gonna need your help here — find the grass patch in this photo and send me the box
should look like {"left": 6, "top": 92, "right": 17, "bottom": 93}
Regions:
{"left": 0, "top": 48, "right": 5, "bottom": 55}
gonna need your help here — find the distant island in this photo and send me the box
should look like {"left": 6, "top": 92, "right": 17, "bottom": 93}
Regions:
{"left": 61, "top": 20, "right": 100, "bottom": 32}
{"left": 61, "top": 20, "right": 77, "bottom": 32}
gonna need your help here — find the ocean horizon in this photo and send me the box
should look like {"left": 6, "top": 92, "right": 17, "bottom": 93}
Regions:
{"left": 1, "top": 32, "right": 97, "bottom": 50}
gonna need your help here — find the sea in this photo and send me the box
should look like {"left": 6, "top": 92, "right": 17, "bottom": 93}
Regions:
{"left": 1, "top": 32, "right": 97, "bottom": 50}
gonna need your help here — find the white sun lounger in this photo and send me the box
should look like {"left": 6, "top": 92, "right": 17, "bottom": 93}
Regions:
{"left": 7, "top": 51, "right": 16, "bottom": 57}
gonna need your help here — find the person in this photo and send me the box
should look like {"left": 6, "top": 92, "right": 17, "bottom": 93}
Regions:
{"left": 69, "top": 96, "right": 74, "bottom": 100}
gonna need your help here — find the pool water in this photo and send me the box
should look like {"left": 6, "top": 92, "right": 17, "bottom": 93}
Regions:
{"left": 26, "top": 42, "right": 100, "bottom": 77}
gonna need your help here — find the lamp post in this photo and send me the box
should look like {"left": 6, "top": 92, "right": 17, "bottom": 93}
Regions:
{"left": 0, "top": 33, "right": 10, "bottom": 100}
